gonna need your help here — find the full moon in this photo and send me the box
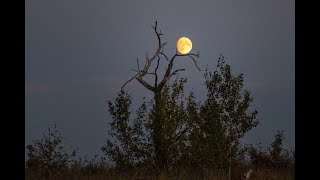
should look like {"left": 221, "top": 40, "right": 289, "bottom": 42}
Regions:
{"left": 177, "top": 37, "right": 192, "bottom": 54}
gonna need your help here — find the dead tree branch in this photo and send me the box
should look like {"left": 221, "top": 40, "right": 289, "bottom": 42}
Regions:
{"left": 122, "top": 74, "right": 139, "bottom": 89}
{"left": 154, "top": 56, "right": 160, "bottom": 88}
{"left": 170, "top": 69, "right": 186, "bottom": 78}
{"left": 136, "top": 58, "right": 140, "bottom": 70}
{"left": 121, "top": 21, "right": 166, "bottom": 90}
{"left": 176, "top": 51, "right": 201, "bottom": 71}
{"left": 159, "top": 52, "right": 169, "bottom": 61}
{"left": 121, "top": 21, "right": 200, "bottom": 92}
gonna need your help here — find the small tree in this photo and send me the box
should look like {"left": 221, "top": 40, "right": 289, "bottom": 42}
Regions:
{"left": 102, "top": 89, "right": 150, "bottom": 170}
{"left": 247, "top": 130, "right": 295, "bottom": 170}
{"left": 204, "top": 55, "right": 258, "bottom": 179}
{"left": 102, "top": 78, "right": 191, "bottom": 171}
{"left": 184, "top": 55, "right": 258, "bottom": 179}
{"left": 26, "top": 123, "right": 77, "bottom": 179}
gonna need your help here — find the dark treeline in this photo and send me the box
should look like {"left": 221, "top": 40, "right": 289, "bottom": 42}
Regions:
{"left": 25, "top": 57, "right": 294, "bottom": 180}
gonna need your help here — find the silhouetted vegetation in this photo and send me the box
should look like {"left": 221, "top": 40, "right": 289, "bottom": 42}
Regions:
{"left": 25, "top": 123, "right": 77, "bottom": 179}
{"left": 102, "top": 56, "right": 259, "bottom": 175}
{"left": 25, "top": 125, "right": 294, "bottom": 179}
{"left": 246, "top": 131, "right": 295, "bottom": 170}
{"left": 26, "top": 22, "right": 294, "bottom": 179}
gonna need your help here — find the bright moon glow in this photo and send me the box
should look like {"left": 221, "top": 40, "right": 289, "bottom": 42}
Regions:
{"left": 177, "top": 37, "right": 192, "bottom": 54}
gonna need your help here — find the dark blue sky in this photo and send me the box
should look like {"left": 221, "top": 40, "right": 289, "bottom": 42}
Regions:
{"left": 26, "top": 0, "right": 294, "bottom": 158}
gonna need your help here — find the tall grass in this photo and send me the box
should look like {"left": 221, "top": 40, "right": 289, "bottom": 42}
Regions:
{"left": 25, "top": 166, "right": 294, "bottom": 180}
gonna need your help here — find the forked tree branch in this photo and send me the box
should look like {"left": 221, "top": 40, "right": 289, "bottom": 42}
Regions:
{"left": 176, "top": 51, "right": 201, "bottom": 71}
{"left": 121, "top": 21, "right": 166, "bottom": 90}
{"left": 157, "top": 51, "right": 200, "bottom": 90}
{"left": 136, "top": 78, "right": 155, "bottom": 91}
{"left": 121, "top": 21, "right": 200, "bottom": 92}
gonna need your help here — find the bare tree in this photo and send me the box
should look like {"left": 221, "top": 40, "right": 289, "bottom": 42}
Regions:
{"left": 121, "top": 21, "right": 200, "bottom": 104}
{"left": 121, "top": 21, "right": 200, "bottom": 170}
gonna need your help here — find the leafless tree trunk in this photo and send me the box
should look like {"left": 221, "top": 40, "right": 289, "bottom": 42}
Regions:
{"left": 121, "top": 21, "right": 200, "bottom": 170}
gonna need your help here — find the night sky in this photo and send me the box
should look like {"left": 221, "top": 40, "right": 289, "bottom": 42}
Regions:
{"left": 26, "top": 0, "right": 295, "bottom": 158}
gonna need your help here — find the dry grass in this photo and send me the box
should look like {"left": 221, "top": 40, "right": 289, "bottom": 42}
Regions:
{"left": 25, "top": 167, "right": 294, "bottom": 180}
